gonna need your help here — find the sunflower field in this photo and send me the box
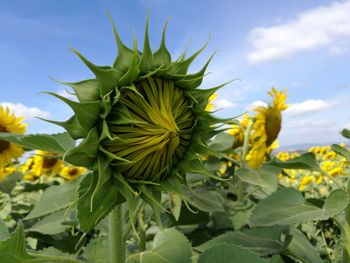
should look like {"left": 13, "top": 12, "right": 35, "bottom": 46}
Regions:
{"left": 1, "top": 15, "right": 350, "bottom": 263}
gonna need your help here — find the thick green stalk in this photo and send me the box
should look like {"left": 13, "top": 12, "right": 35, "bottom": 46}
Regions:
{"left": 342, "top": 177, "right": 350, "bottom": 262}
{"left": 109, "top": 205, "right": 125, "bottom": 263}
{"left": 138, "top": 210, "right": 146, "bottom": 252}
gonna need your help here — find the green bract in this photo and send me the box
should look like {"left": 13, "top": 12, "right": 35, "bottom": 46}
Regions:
{"left": 47, "top": 16, "right": 229, "bottom": 231}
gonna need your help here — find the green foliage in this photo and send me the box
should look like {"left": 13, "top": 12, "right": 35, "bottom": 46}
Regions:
{"left": 0, "top": 224, "right": 80, "bottom": 263}
{"left": 25, "top": 179, "right": 80, "bottom": 220}
{"left": 269, "top": 152, "right": 321, "bottom": 172}
{"left": 251, "top": 188, "right": 348, "bottom": 226}
{"left": 197, "top": 244, "right": 270, "bottom": 263}
{"left": 197, "top": 226, "right": 292, "bottom": 256}
{"left": 0, "top": 132, "right": 75, "bottom": 154}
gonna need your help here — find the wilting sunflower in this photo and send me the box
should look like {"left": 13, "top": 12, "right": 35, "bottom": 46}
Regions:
{"left": 31, "top": 150, "right": 64, "bottom": 177}
{"left": 0, "top": 106, "right": 26, "bottom": 168}
{"left": 44, "top": 16, "right": 229, "bottom": 227}
{"left": 246, "top": 88, "right": 287, "bottom": 168}
{"left": 60, "top": 166, "right": 86, "bottom": 181}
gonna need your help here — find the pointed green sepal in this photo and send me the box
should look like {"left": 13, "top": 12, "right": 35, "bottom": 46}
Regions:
{"left": 119, "top": 49, "right": 140, "bottom": 86}
{"left": 38, "top": 116, "right": 86, "bottom": 140}
{"left": 64, "top": 128, "right": 100, "bottom": 167}
{"left": 164, "top": 37, "right": 209, "bottom": 75}
{"left": 108, "top": 15, "right": 137, "bottom": 72}
{"left": 138, "top": 14, "right": 154, "bottom": 73}
{"left": 153, "top": 20, "right": 171, "bottom": 67}
{"left": 51, "top": 78, "right": 100, "bottom": 102}
{"left": 70, "top": 48, "right": 123, "bottom": 96}
{"left": 43, "top": 91, "right": 100, "bottom": 132}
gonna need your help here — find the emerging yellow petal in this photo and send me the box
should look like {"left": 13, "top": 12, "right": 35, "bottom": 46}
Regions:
{"left": 205, "top": 93, "right": 218, "bottom": 111}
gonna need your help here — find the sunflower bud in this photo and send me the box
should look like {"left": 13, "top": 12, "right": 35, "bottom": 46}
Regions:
{"left": 44, "top": 15, "right": 228, "bottom": 228}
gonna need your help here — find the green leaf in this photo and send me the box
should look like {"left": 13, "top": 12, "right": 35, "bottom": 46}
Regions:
{"left": 83, "top": 236, "right": 109, "bottom": 263}
{"left": 169, "top": 193, "right": 182, "bottom": 221}
{"left": 127, "top": 251, "right": 170, "bottom": 263}
{"left": 183, "top": 188, "right": 225, "bottom": 213}
{"left": 0, "top": 218, "right": 9, "bottom": 241}
{"left": 341, "top": 129, "right": 350, "bottom": 139}
{"left": 0, "top": 224, "right": 32, "bottom": 262}
{"left": 152, "top": 228, "right": 192, "bottom": 263}
{"left": 25, "top": 179, "right": 80, "bottom": 220}
{"left": 332, "top": 144, "right": 350, "bottom": 162}
{"left": 208, "top": 132, "right": 234, "bottom": 152}
{"left": 236, "top": 165, "right": 280, "bottom": 193}
{"left": 77, "top": 173, "right": 122, "bottom": 232}
{"left": 198, "top": 244, "right": 269, "bottom": 263}
{"left": 0, "top": 172, "right": 22, "bottom": 194}
{"left": 286, "top": 227, "right": 323, "bottom": 263}
{"left": 250, "top": 188, "right": 348, "bottom": 226}
{"left": 0, "top": 132, "right": 75, "bottom": 154}
{"left": 268, "top": 152, "right": 321, "bottom": 172}
{"left": 197, "top": 226, "right": 291, "bottom": 256}
{"left": 37, "top": 247, "right": 76, "bottom": 260}
{"left": 27, "top": 209, "right": 69, "bottom": 235}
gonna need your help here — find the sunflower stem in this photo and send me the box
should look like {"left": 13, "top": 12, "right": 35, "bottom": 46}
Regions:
{"left": 342, "top": 176, "right": 350, "bottom": 262}
{"left": 109, "top": 204, "right": 125, "bottom": 263}
{"left": 138, "top": 209, "right": 146, "bottom": 252}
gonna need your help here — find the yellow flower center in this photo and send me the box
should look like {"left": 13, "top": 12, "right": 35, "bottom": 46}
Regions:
{"left": 0, "top": 125, "right": 10, "bottom": 153}
{"left": 104, "top": 77, "right": 194, "bottom": 181}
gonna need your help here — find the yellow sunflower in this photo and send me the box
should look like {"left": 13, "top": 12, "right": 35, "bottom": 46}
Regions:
{"left": 60, "top": 166, "right": 87, "bottom": 181}
{"left": 0, "top": 106, "right": 27, "bottom": 168}
{"left": 0, "top": 166, "right": 16, "bottom": 181}
{"left": 246, "top": 88, "right": 287, "bottom": 168}
{"left": 228, "top": 114, "right": 250, "bottom": 148}
{"left": 20, "top": 157, "right": 38, "bottom": 181}
{"left": 31, "top": 150, "right": 64, "bottom": 176}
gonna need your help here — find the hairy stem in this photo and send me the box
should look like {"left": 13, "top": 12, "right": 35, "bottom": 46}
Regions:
{"left": 342, "top": 177, "right": 350, "bottom": 262}
{"left": 109, "top": 205, "right": 125, "bottom": 263}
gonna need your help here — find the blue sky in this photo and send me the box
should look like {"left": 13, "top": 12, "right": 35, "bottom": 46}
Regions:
{"left": 1, "top": 0, "right": 349, "bottom": 147}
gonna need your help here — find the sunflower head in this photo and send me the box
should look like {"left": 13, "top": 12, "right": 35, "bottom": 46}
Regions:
{"left": 60, "top": 166, "right": 87, "bottom": 181}
{"left": 43, "top": 15, "right": 228, "bottom": 229}
{"left": 0, "top": 106, "right": 27, "bottom": 168}
{"left": 31, "top": 150, "right": 64, "bottom": 176}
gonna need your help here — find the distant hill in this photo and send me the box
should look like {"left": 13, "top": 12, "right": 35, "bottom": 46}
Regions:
{"left": 276, "top": 142, "right": 350, "bottom": 152}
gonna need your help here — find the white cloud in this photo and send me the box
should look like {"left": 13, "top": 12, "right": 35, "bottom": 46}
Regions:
{"left": 215, "top": 98, "right": 237, "bottom": 109}
{"left": 0, "top": 102, "right": 50, "bottom": 119}
{"left": 285, "top": 99, "right": 336, "bottom": 116}
{"left": 247, "top": 0, "right": 350, "bottom": 64}
{"left": 245, "top": 100, "right": 267, "bottom": 111}
{"left": 286, "top": 119, "right": 333, "bottom": 129}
